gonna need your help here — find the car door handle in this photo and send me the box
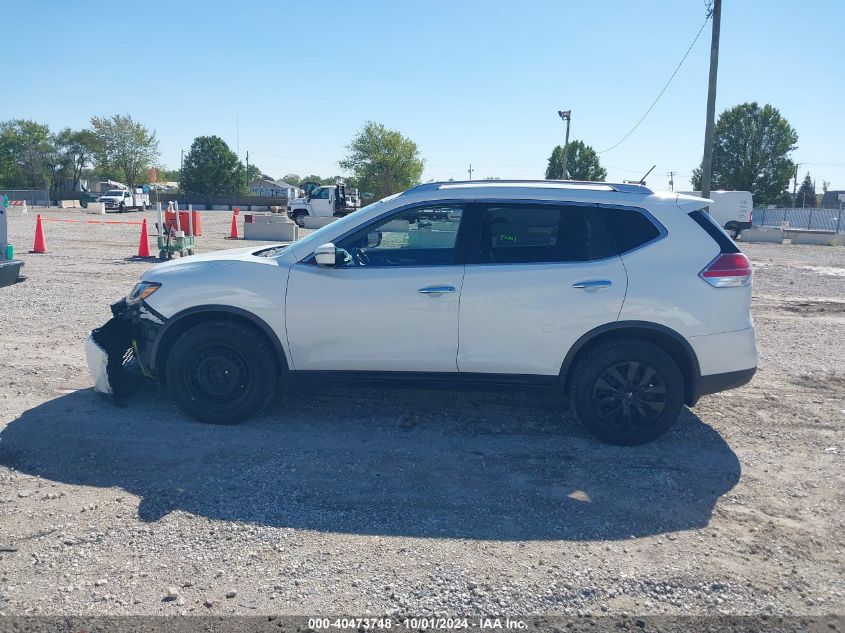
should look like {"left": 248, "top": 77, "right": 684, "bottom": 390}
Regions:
{"left": 572, "top": 279, "right": 612, "bottom": 289}
{"left": 418, "top": 285, "right": 456, "bottom": 295}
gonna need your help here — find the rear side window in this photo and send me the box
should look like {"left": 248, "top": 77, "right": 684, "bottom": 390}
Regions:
{"left": 688, "top": 209, "right": 740, "bottom": 254}
{"left": 602, "top": 207, "right": 661, "bottom": 253}
{"left": 477, "top": 204, "right": 615, "bottom": 264}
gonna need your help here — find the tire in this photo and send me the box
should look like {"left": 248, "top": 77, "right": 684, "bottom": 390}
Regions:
{"left": 119, "top": 202, "right": 125, "bottom": 213}
{"left": 569, "top": 339, "right": 684, "bottom": 446}
{"left": 293, "top": 212, "right": 307, "bottom": 228}
{"left": 165, "top": 320, "right": 277, "bottom": 425}
{"left": 725, "top": 223, "right": 739, "bottom": 239}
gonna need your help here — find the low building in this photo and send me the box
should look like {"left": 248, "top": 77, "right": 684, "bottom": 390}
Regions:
{"left": 248, "top": 179, "right": 301, "bottom": 200}
{"left": 819, "top": 190, "right": 845, "bottom": 209}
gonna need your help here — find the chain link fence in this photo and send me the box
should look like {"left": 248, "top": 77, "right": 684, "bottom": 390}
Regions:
{"left": 0, "top": 189, "right": 50, "bottom": 205}
{"left": 753, "top": 207, "right": 844, "bottom": 233}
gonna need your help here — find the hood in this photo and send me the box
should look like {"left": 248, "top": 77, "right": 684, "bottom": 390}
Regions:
{"left": 142, "top": 244, "right": 286, "bottom": 279}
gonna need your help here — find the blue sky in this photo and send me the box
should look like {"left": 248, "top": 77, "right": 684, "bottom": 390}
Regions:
{"left": 4, "top": 0, "right": 843, "bottom": 191}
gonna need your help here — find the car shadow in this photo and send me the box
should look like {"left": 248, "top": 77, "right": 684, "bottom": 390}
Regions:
{"left": 0, "top": 385, "right": 740, "bottom": 541}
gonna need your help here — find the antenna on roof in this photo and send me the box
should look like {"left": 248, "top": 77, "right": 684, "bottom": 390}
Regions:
{"left": 625, "top": 165, "right": 656, "bottom": 186}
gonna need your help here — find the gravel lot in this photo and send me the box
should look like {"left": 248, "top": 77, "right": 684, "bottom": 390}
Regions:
{"left": 0, "top": 208, "right": 843, "bottom": 617}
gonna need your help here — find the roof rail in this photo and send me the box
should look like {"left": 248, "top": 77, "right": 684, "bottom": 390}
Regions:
{"left": 404, "top": 179, "right": 653, "bottom": 195}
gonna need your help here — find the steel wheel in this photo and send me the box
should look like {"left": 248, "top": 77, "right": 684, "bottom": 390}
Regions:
{"left": 183, "top": 343, "right": 251, "bottom": 411}
{"left": 591, "top": 360, "right": 668, "bottom": 431}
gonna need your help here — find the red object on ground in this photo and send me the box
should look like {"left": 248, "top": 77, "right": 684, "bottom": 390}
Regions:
{"left": 228, "top": 212, "right": 239, "bottom": 239}
{"left": 30, "top": 214, "right": 48, "bottom": 253}
{"left": 164, "top": 210, "right": 202, "bottom": 236}
{"left": 137, "top": 218, "right": 151, "bottom": 258}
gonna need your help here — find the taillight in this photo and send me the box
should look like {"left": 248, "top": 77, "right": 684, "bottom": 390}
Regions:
{"left": 699, "top": 253, "right": 753, "bottom": 287}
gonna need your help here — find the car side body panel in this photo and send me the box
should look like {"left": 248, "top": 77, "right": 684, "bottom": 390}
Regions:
{"left": 458, "top": 257, "right": 627, "bottom": 375}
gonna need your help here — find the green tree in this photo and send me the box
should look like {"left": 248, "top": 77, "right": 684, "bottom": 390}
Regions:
{"left": 544, "top": 140, "right": 606, "bottom": 181}
{"left": 154, "top": 167, "right": 181, "bottom": 183}
{"left": 90, "top": 114, "right": 159, "bottom": 188}
{"left": 339, "top": 121, "right": 424, "bottom": 199}
{"left": 301, "top": 174, "right": 327, "bottom": 186}
{"left": 690, "top": 102, "right": 797, "bottom": 206}
{"left": 794, "top": 172, "right": 816, "bottom": 208}
{"left": 55, "top": 128, "right": 99, "bottom": 191}
{"left": 281, "top": 173, "right": 301, "bottom": 186}
{"left": 0, "top": 120, "right": 56, "bottom": 188}
{"left": 181, "top": 135, "right": 246, "bottom": 198}
{"left": 246, "top": 163, "right": 273, "bottom": 182}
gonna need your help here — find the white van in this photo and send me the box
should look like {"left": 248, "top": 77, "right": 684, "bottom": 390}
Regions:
{"left": 679, "top": 191, "right": 753, "bottom": 238}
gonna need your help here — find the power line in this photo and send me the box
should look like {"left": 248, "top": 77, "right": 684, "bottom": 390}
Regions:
{"left": 598, "top": 10, "right": 712, "bottom": 154}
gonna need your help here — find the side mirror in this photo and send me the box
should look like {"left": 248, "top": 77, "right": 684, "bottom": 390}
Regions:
{"left": 314, "top": 242, "right": 337, "bottom": 267}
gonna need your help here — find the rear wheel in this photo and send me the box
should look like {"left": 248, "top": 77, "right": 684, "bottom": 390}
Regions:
{"left": 165, "top": 320, "right": 277, "bottom": 424}
{"left": 569, "top": 339, "right": 684, "bottom": 445}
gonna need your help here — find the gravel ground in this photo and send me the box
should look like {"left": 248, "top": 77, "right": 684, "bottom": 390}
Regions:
{"left": 0, "top": 209, "right": 843, "bottom": 617}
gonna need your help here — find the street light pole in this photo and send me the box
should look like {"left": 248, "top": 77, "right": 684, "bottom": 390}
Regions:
{"left": 700, "top": 0, "right": 721, "bottom": 201}
{"left": 558, "top": 110, "right": 571, "bottom": 180}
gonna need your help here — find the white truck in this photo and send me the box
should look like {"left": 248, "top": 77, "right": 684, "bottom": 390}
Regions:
{"left": 679, "top": 190, "right": 753, "bottom": 238}
{"left": 98, "top": 187, "right": 150, "bottom": 212}
{"left": 287, "top": 183, "right": 360, "bottom": 227}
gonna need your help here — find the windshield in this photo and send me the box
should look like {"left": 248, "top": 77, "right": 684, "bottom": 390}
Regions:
{"left": 280, "top": 196, "right": 397, "bottom": 255}
{"left": 106, "top": 190, "right": 125, "bottom": 196}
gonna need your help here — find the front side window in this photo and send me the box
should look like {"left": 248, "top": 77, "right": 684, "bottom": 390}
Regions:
{"left": 311, "top": 187, "right": 330, "bottom": 199}
{"left": 335, "top": 204, "right": 464, "bottom": 267}
{"left": 477, "top": 203, "right": 614, "bottom": 264}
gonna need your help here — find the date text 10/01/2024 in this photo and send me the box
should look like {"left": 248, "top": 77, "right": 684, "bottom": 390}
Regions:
{"left": 307, "top": 617, "right": 528, "bottom": 630}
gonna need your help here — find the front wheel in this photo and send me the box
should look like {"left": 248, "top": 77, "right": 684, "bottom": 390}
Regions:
{"left": 292, "top": 212, "right": 307, "bottom": 228}
{"left": 569, "top": 339, "right": 684, "bottom": 445}
{"left": 165, "top": 320, "right": 277, "bottom": 424}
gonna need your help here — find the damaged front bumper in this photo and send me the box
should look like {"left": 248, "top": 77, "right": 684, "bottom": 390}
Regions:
{"left": 85, "top": 297, "right": 165, "bottom": 398}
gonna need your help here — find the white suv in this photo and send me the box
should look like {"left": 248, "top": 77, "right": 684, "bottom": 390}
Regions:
{"left": 86, "top": 180, "right": 758, "bottom": 445}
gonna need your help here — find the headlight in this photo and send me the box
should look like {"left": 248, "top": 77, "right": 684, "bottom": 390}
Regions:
{"left": 127, "top": 281, "right": 161, "bottom": 304}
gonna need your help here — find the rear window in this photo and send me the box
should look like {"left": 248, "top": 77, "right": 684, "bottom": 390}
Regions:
{"left": 602, "top": 207, "right": 662, "bottom": 253}
{"left": 688, "top": 209, "right": 740, "bottom": 253}
{"left": 478, "top": 204, "right": 615, "bottom": 263}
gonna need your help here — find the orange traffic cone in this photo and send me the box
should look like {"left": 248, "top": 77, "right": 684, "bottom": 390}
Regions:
{"left": 30, "top": 214, "right": 48, "bottom": 253}
{"left": 228, "top": 210, "right": 239, "bottom": 239}
{"left": 137, "top": 218, "right": 151, "bottom": 258}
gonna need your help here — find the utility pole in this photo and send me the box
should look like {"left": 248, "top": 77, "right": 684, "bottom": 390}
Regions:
{"left": 667, "top": 171, "right": 676, "bottom": 191}
{"left": 179, "top": 149, "right": 184, "bottom": 193}
{"left": 558, "top": 110, "right": 571, "bottom": 179}
{"left": 700, "top": 0, "right": 721, "bottom": 202}
{"left": 467, "top": 164, "right": 474, "bottom": 180}
{"left": 792, "top": 164, "right": 799, "bottom": 206}
{"left": 246, "top": 150, "right": 250, "bottom": 190}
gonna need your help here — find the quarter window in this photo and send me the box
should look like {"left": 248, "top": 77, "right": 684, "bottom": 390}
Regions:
{"left": 335, "top": 204, "right": 464, "bottom": 267}
{"left": 602, "top": 207, "right": 661, "bottom": 253}
{"left": 477, "top": 204, "right": 614, "bottom": 263}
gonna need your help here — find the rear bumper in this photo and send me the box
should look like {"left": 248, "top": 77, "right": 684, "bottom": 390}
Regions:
{"left": 686, "top": 325, "right": 758, "bottom": 405}
{"left": 692, "top": 366, "right": 756, "bottom": 403}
